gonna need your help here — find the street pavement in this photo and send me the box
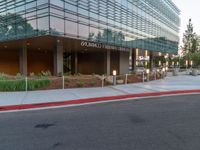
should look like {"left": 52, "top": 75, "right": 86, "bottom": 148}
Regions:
{"left": 0, "top": 72, "right": 200, "bottom": 107}
{"left": 1, "top": 94, "right": 200, "bottom": 150}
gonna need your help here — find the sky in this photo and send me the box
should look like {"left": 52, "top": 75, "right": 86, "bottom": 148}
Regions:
{"left": 172, "top": 0, "right": 200, "bottom": 45}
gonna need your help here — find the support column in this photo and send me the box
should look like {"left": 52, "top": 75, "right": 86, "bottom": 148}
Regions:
{"left": 129, "top": 48, "right": 133, "bottom": 74}
{"left": 132, "top": 48, "right": 137, "bottom": 73}
{"left": 19, "top": 42, "right": 27, "bottom": 75}
{"left": 71, "top": 51, "right": 78, "bottom": 74}
{"left": 105, "top": 50, "right": 110, "bottom": 75}
{"left": 119, "top": 51, "right": 129, "bottom": 75}
{"left": 54, "top": 40, "right": 64, "bottom": 76}
{"left": 150, "top": 52, "right": 154, "bottom": 71}
{"left": 75, "top": 51, "right": 78, "bottom": 74}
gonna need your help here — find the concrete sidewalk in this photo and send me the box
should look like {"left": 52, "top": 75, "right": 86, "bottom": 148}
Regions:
{"left": 0, "top": 72, "right": 200, "bottom": 110}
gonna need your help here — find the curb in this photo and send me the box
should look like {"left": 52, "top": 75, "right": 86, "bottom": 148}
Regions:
{"left": 1, "top": 89, "right": 200, "bottom": 111}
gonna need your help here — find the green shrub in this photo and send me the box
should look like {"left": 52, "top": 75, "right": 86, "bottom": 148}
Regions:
{"left": 0, "top": 79, "right": 25, "bottom": 91}
{"left": 76, "top": 81, "right": 84, "bottom": 87}
{"left": 29, "top": 72, "right": 35, "bottom": 77}
{"left": 89, "top": 81, "right": 96, "bottom": 87}
{"left": 0, "top": 78, "right": 51, "bottom": 91}
{"left": 0, "top": 73, "right": 7, "bottom": 81}
{"left": 16, "top": 73, "right": 24, "bottom": 80}
{"left": 27, "top": 78, "right": 50, "bottom": 91}
{"left": 37, "top": 70, "right": 52, "bottom": 77}
{"left": 64, "top": 77, "right": 70, "bottom": 83}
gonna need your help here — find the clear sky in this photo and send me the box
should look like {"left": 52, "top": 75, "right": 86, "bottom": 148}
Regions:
{"left": 172, "top": 0, "right": 200, "bottom": 45}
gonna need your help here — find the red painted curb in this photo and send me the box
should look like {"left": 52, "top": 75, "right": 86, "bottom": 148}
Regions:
{"left": 1, "top": 89, "right": 200, "bottom": 111}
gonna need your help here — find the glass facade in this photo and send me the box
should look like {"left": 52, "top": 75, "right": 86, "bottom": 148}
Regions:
{"left": 0, "top": 0, "right": 180, "bottom": 53}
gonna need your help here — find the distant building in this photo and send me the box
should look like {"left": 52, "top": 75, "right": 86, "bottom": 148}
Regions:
{"left": 0, "top": 0, "right": 180, "bottom": 75}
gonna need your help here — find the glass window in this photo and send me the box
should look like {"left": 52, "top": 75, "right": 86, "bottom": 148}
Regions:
{"left": 51, "top": 0, "right": 64, "bottom": 8}
{"left": 38, "top": 17, "right": 49, "bottom": 35}
{"left": 50, "top": 16, "right": 64, "bottom": 35}
{"left": 78, "top": 24, "right": 89, "bottom": 38}
{"left": 27, "top": 19, "right": 37, "bottom": 36}
{"left": 65, "top": 20, "right": 78, "bottom": 36}
{"left": 37, "top": 0, "right": 48, "bottom": 6}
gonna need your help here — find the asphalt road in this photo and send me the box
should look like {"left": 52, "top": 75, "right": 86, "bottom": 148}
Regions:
{"left": 1, "top": 94, "right": 200, "bottom": 150}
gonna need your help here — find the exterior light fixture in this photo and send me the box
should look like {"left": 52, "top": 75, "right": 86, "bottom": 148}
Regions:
{"left": 146, "top": 69, "right": 150, "bottom": 74}
{"left": 157, "top": 69, "right": 160, "bottom": 72}
{"left": 166, "top": 67, "right": 168, "bottom": 71}
{"left": 185, "top": 60, "right": 188, "bottom": 66}
{"left": 136, "top": 48, "right": 139, "bottom": 57}
{"left": 113, "top": 70, "right": 117, "bottom": 76}
{"left": 145, "top": 61, "right": 148, "bottom": 67}
{"left": 162, "top": 68, "right": 165, "bottom": 72}
{"left": 159, "top": 61, "right": 161, "bottom": 66}
{"left": 166, "top": 61, "right": 169, "bottom": 66}
{"left": 112, "top": 70, "right": 117, "bottom": 86}
{"left": 136, "top": 61, "right": 138, "bottom": 66}
{"left": 145, "top": 50, "right": 148, "bottom": 57}
{"left": 190, "top": 60, "right": 193, "bottom": 66}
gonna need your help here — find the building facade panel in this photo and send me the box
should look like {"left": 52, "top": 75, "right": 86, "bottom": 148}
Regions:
{"left": 0, "top": 0, "right": 180, "bottom": 54}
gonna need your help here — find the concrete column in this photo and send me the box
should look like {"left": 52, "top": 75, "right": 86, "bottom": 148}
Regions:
{"left": 54, "top": 40, "right": 64, "bottom": 76}
{"left": 75, "top": 51, "right": 78, "bottom": 74}
{"left": 132, "top": 49, "right": 137, "bottom": 72}
{"left": 71, "top": 51, "right": 78, "bottom": 74}
{"left": 150, "top": 52, "right": 154, "bottom": 71}
{"left": 129, "top": 49, "right": 133, "bottom": 73}
{"left": 105, "top": 50, "right": 111, "bottom": 75}
{"left": 119, "top": 51, "right": 129, "bottom": 75}
{"left": 19, "top": 42, "right": 27, "bottom": 75}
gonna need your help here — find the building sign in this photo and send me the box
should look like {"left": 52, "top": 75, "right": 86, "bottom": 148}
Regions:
{"left": 81, "top": 41, "right": 130, "bottom": 52}
{"left": 138, "top": 56, "right": 150, "bottom": 61}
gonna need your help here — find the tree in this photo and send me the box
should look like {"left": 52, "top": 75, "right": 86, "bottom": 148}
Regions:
{"left": 182, "top": 19, "right": 198, "bottom": 56}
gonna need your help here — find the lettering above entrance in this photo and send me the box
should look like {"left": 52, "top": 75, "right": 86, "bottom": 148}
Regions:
{"left": 80, "top": 41, "right": 130, "bottom": 52}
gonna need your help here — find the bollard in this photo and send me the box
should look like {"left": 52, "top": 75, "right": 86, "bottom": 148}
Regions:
{"left": 102, "top": 75, "right": 104, "bottom": 88}
{"left": 62, "top": 76, "right": 65, "bottom": 89}
{"left": 142, "top": 71, "right": 145, "bottom": 83}
{"left": 113, "top": 75, "right": 116, "bottom": 86}
{"left": 154, "top": 72, "right": 157, "bottom": 80}
{"left": 25, "top": 77, "right": 28, "bottom": 92}
{"left": 147, "top": 73, "right": 149, "bottom": 82}
{"left": 113, "top": 70, "right": 117, "bottom": 86}
{"left": 125, "top": 74, "right": 128, "bottom": 84}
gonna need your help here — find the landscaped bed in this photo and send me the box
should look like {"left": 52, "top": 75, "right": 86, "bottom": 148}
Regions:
{"left": 0, "top": 72, "right": 163, "bottom": 92}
